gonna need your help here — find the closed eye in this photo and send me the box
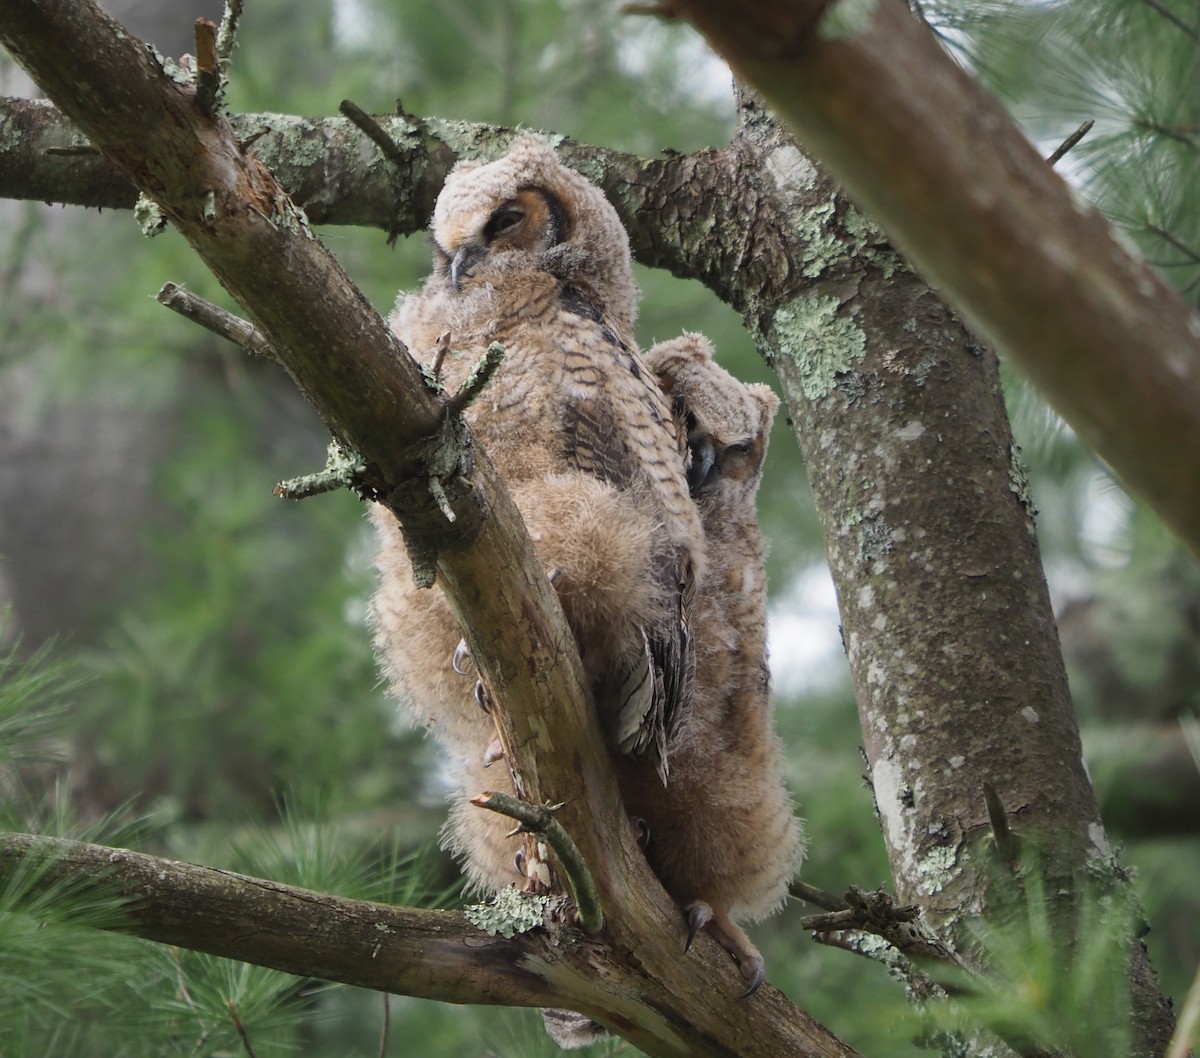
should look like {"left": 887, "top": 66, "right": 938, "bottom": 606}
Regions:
{"left": 485, "top": 206, "right": 526, "bottom": 240}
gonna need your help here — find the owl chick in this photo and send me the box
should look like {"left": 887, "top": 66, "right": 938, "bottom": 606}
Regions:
{"left": 370, "top": 136, "right": 706, "bottom": 893}
{"left": 543, "top": 335, "right": 803, "bottom": 1047}
{"left": 618, "top": 333, "right": 805, "bottom": 993}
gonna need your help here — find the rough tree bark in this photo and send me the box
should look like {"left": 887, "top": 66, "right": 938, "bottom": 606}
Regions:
{"left": 666, "top": 0, "right": 1200, "bottom": 562}
{"left": 0, "top": 1, "right": 1183, "bottom": 1056}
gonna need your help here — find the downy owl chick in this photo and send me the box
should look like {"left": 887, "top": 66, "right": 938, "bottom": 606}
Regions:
{"left": 544, "top": 336, "right": 805, "bottom": 1048}
{"left": 619, "top": 332, "right": 805, "bottom": 993}
{"left": 370, "top": 136, "right": 705, "bottom": 893}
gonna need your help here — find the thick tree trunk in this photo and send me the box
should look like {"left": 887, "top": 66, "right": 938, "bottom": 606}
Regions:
{"left": 721, "top": 95, "right": 1176, "bottom": 1058}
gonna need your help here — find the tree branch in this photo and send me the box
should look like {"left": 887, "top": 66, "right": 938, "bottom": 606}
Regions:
{"left": 0, "top": 5, "right": 863, "bottom": 1056}
{"left": 666, "top": 0, "right": 1200, "bottom": 561}
{"left": 0, "top": 832, "right": 555, "bottom": 1005}
{"left": 0, "top": 831, "right": 862, "bottom": 1058}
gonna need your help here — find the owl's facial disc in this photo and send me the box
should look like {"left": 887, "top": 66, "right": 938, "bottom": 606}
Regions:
{"left": 445, "top": 189, "right": 569, "bottom": 290}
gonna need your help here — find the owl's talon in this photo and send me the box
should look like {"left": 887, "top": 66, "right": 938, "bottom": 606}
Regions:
{"left": 452, "top": 639, "right": 473, "bottom": 675}
{"left": 547, "top": 566, "right": 562, "bottom": 585}
{"left": 631, "top": 815, "right": 650, "bottom": 849}
{"left": 514, "top": 849, "right": 526, "bottom": 876}
{"left": 737, "top": 955, "right": 766, "bottom": 998}
{"left": 474, "top": 680, "right": 491, "bottom": 713}
{"left": 691, "top": 908, "right": 768, "bottom": 997}
{"left": 684, "top": 901, "right": 712, "bottom": 952}
{"left": 483, "top": 737, "right": 505, "bottom": 766}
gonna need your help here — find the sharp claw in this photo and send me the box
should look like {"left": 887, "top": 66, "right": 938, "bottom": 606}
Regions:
{"left": 514, "top": 849, "right": 526, "bottom": 877}
{"left": 547, "top": 566, "right": 562, "bottom": 585}
{"left": 684, "top": 902, "right": 712, "bottom": 953}
{"left": 631, "top": 816, "right": 650, "bottom": 849}
{"left": 483, "top": 738, "right": 505, "bottom": 767}
{"left": 474, "top": 680, "right": 490, "bottom": 713}
{"left": 452, "top": 639, "right": 473, "bottom": 675}
{"left": 737, "top": 956, "right": 766, "bottom": 998}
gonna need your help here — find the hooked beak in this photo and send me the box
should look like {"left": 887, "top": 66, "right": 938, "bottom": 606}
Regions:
{"left": 450, "top": 242, "right": 488, "bottom": 290}
{"left": 686, "top": 436, "right": 717, "bottom": 494}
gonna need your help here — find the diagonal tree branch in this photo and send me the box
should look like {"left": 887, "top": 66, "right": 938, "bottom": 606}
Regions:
{"left": 0, "top": 4, "right": 861, "bottom": 1056}
{"left": 664, "top": 0, "right": 1200, "bottom": 561}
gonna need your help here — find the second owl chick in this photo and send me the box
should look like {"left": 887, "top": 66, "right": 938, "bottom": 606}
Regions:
{"left": 617, "top": 333, "right": 805, "bottom": 994}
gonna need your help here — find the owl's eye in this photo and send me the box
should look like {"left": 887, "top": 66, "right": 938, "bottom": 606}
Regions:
{"left": 486, "top": 207, "right": 526, "bottom": 239}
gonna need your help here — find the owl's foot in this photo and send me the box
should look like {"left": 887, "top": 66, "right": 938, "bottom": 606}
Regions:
{"left": 452, "top": 639, "right": 474, "bottom": 675}
{"left": 474, "top": 680, "right": 492, "bottom": 713}
{"left": 683, "top": 901, "right": 766, "bottom": 998}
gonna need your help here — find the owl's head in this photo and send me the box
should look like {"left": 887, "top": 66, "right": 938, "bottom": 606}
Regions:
{"left": 646, "top": 333, "right": 780, "bottom": 501}
{"left": 429, "top": 135, "right": 638, "bottom": 325}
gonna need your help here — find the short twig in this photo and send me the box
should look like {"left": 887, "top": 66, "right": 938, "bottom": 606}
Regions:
{"left": 156, "top": 282, "right": 279, "bottom": 362}
{"left": 427, "top": 476, "right": 457, "bottom": 523}
{"left": 340, "top": 99, "right": 409, "bottom": 170}
{"left": 275, "top": 440, "right": 367, "bottom": 500}
{"left": 446, "top": 342, "right": 506, "bottom": 416}
{"left": 790, "top": 879, "right": 851, "bottom": 912}
{"left": 430, "top": 332, "right": 451, "bottom": 385}
{"left": 216, "top": 0, "right": 245, "bottom": 73}
{"left": 471, "top": 791, "right": 604, "bottom": 934}
{"left": 1046, "top": 119, "right": 1094, "bottom": 165}
{"left": 378, "top": 993, "right": 390, "bottom": 1058}
{"left": 226, "top": 999, "right": 258, "bottom": 1058}
{"left": 194, "top": 19, "right": 220, "bottom": 118}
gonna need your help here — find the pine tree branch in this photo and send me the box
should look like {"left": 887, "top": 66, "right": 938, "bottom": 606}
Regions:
{"left": 666, "top": 0, "right": 1200, "bottom": 563}
{"left": 0, "top": 830, "right": 860, "bottom": 1058}
{"left": 0, "top": 831, "right": 562, "bottom": 1005}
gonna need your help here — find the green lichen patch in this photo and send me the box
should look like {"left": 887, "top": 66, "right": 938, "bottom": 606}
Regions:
{"left": 465, "top": 885, "right": 566, "bottom": 939}
{"left": 773, "top": 293, "right": 866, "bottom": 401}
{"left": 134, "top": 193, "right": 168, "bottom": 238}
{"left": 1007, "top": 443, "right": 1038, "bottom": 522}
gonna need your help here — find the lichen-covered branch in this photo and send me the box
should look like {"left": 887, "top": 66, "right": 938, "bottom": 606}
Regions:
{"left": 667, "top": 0, "right": 1200, "bottom": 561}
{"left": 724, "top": 92, "right": 1176, "bottom": 1058}
{"left": 0, "top": 832, "right": 555, "bottom": 1005}
{"left": 0, "top": 97, "right": 776, "bottom": 307}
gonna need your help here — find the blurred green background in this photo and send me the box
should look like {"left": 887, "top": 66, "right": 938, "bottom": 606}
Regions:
{"left": 0, "top": 1, "right": 1197, "bottom": 1054}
